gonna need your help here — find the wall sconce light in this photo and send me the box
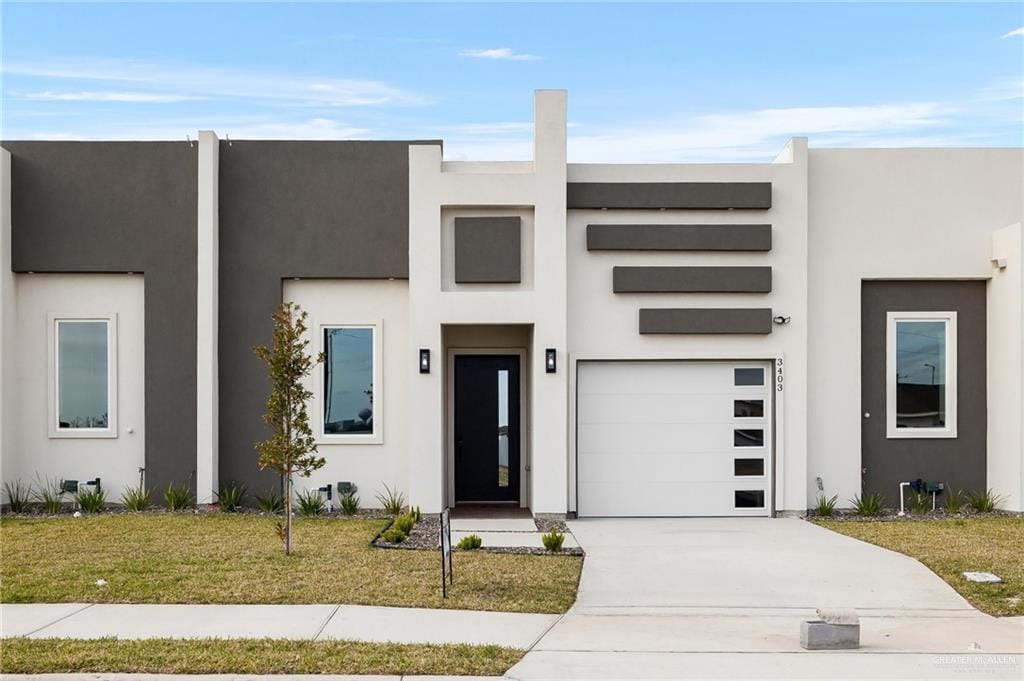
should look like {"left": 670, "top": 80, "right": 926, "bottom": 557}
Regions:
{"left": 772, "top": 315, "right": 791, "bottom": 325}
{"left": 419, "top": 349, "right": 430, "bottom": 374}
{"left": 545, "top": 348, "right": 557, "bottom": 374}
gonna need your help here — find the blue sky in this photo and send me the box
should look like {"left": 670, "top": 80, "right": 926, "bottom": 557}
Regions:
{"left": 2, "top": 2, "right": 1022, "bottom": 161}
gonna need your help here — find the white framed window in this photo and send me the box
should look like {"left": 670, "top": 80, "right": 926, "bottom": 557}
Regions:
{"left": 48, "top": 315, "right": 118, "bottom": 438}
{"left": 886, "top": 311, "right": 957, "bottom": 439}
{"left": 318, "top": 322, "right": 383, "bottom": 444}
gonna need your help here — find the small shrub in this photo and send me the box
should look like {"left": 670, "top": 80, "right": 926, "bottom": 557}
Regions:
{"left": 339, "top": 490, "right": 359, "bottom": 516}
{"left": 381, "top": 527, "right": 407, "bottom": 544}
{"left": 120, "top": 484, "right": 151, "bottom": 511}
{"left": 34, "top": 475, "right": 66, "bottom": 514}
{"left": 850, "top": 492, "right": 885, "bottom": 517}
{"left": 215, "top": 482, "right": 247, "bottom": 512}
{"left": 75, "top": 486, "right": 107, "bottom": 513}
{"left": 164, "top": 483, "right": 192, "bottom": 511}
{"left": 256, "top": 488, "right": 284, "bottom": 514}
{"left": 457, "top": 534, "right": 482, "bottom": 550}
{"left": 944, "top": 488, "right": 964, "bottom": 514}
{"left": 541, "top": 528, "right": 565, "bottom": 553}
{"left": 375, "top": 484, "right": 406, "bottom": 516}
{"left": 909, "top": 491, "right": 930, "bottom": 515}
{"left": 3, "top": 479, "right": 32, "bottom": 513}
{"left": 812, "top": 494, "right": 838, "bottom": 517}
{"left": 393, "top": 513, "right": 415, "bottom": 535}
{"left": 410, "top": 505, "right": 422, "bottom": 523}
{"left": 966, "top": 489, "right": 1003, "bottom": 513}
{"left": 295, "top": 489, "right": 326, "bottom": 517}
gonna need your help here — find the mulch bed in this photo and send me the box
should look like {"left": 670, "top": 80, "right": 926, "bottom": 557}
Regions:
{"left": 371, "top": 514, "right": 583, "bottom": 556}
{"left": 807, "top": 509, "right": 1018, "bottom": 523}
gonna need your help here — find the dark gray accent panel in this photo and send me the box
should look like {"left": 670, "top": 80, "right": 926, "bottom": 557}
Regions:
{"left": 3, "top": 141, "right": 198, "bottom": 497}
{"left": 568, "top": 183, "right": 772, "bottom": 209}
{"left": 587, "top": 224, "right": 772, "bottom": 251}
{"left": 219, "top": 141, "right": 436, "bottom": 494}
{"left": 861, "top": 281, "right": 986, "bottom": 507}
{"left": 454, "top": 217, "right": 521, "bottom": 284}
{"left": 639, "top": 308, "right": 773, "bottom": 334}
{"left": 614, "top": 266, "right": 772, "bottom": 293}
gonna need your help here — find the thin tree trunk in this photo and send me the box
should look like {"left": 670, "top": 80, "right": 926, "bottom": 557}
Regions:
{"left": 285, "top": 468, "right": 293, "bottom": 555}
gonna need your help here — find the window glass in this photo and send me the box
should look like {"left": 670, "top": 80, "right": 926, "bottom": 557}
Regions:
{"left": 497, "top": 369, "right": 509, "bottom": 488}
{"left": 323, "top": 327, "right": 374, "bottom": 435}
{"left": 734, "top": 429, "right": 764, "bottom": 447}
{"left": 734, "top": 368, "right": 764, "bottom": 386}
{"left": 734, "top": 459, "right": 764, "bottom": 477}
{"left": 734, "top": 399, "right": 764, "bottom": 418}
{"left": 57, "top": 321, "right": 109, "bottom": 429}
{"left": 895, "top": 320, "right": 946, "bottom": 429}
{"left": 735, "top": 490, "right": 765, "bottom": 508}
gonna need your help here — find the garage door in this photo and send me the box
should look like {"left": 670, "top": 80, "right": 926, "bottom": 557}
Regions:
{"left": 577, "top": 361, "right": 772, "bottom": 517}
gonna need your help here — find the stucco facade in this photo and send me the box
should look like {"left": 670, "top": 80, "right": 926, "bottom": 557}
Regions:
{"left": 2, "top": 91, "right": 1022, "bottom": 515}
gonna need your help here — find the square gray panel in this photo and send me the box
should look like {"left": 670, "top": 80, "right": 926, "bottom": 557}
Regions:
{"left": 454, "top": 217, "right": 522, "bottom": 284}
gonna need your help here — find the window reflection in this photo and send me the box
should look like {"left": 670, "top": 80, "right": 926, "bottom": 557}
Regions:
{"left": 57, "top": 321, "right": 109, "bottom": 429}
{"left": 323, "top": 327, "right": 374, "bottom": 435}
{"left": 895, "top": 321, "right": 946, "bottom": 428}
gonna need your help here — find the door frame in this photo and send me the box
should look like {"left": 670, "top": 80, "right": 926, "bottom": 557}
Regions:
{"left": 446, "top": 348, "right": 529, "bottom": 508}
{"left": 570, "top": 357, "right": 782, "bottom": 517}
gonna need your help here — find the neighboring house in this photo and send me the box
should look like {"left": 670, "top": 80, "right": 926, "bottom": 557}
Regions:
{"left": 1, "top": 91, "right": 1021, "bottom": 517}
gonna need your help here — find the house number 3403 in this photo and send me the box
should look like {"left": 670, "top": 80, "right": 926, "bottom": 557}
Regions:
{"left": 775, "top": 358, "right": 784, "bottom": 392}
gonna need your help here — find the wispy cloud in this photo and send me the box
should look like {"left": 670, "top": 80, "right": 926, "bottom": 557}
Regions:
{"left": 3, "top": 115, "right": 370, "bottom": 141}
{"left": 20, "top": 90, "right": 200, "bottom": 103}
{"left": 1001, "top": 27, "right": 1024, "bottom": 38}
{"left": 3, "top": 58, "right": 431, "bottom": 108}
{"left": 458, "top": 47, "right": 539, "bottom": 61}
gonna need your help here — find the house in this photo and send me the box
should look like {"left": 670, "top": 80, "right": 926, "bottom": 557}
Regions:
{"left": 1, "top": 90, "right": 1021, "bottom": 517}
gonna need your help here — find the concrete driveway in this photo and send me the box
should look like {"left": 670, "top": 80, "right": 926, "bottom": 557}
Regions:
{"left": 508, "top": 518, "right": 1023, "bottom": 680}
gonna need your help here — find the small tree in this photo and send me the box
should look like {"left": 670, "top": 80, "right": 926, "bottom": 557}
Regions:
{"left": 253, "top": 302, "right": 325, "bottom": 555}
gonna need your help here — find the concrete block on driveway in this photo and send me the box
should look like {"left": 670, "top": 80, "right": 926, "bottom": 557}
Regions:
{"left": 800, "top": 620, "right": 860, "bottom": 650}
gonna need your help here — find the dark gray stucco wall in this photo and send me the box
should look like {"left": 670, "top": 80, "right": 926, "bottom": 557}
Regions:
{"left": 639, "top": 308, "right": 773, "bottom": 334}
{"left": 568, "top": 183, "right": 772, "bottom": 209}
{"left": 218, "top": 140, "right": 435, "bottom": 494}
{"left": 860, "top": 281, "right": 987, "bottom": 506}
{"left": 587, "top": 224, "right": 772, "bottom": 251}
{"left": 614, "top": 266, "right": 772, "bottom": 293}
{"left": 3, "top": 141, "right": 198, "bottom": 496}
{"left": 454, "top": 216, "right": 522, "bottom": 283}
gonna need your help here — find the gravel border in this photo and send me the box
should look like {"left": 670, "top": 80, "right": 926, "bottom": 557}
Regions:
{"left": 806, "top": 508, "right": 1019, "bottom": 522}
{"left": 371, "top": 514, "right": 582, "bottom": 556}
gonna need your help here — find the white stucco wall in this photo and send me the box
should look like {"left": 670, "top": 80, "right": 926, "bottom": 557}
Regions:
{"left": 0, "top": 150, "right": 15, "bottom": 488}
{"left": 807, "top": 149, "right": 1024, "bottom": 509}
{"left": 283, "top": 278, "right": 409, "bottom": 508}
{"left": 987, "top": 223, "right": 1024, "bottom": 511}
{"left": 13, "top": 273, "right": 146, "bottom": 501}
{"left": 566, "top": 139, "right": 810, "bottom": 514}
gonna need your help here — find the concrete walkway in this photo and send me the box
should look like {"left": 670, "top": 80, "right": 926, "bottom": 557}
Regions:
{"left": 507, "top": 518, "right": 1024, "bottom": 680}
{"left": 0, "top": 602, "right": 559, "bottom": 649}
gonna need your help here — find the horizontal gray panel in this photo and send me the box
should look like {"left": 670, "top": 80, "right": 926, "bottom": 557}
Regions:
{"left": 587, "top": 224, "right": 771, "bottom": 251}
{"left": 639, "top": 308, "right": 773, "bottom": 334}
{"left": 568, "top": 182, "right": 772, "bottom": 209}
{"left": 454, "top": 216, "right": 522, "bottom": 283}
{"left": 614, "top": 266, "right": 772, "bottom": 293}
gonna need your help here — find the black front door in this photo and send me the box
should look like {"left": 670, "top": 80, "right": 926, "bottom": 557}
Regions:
{"left": 454, "top": 355, "right": 520, "bottom": 503}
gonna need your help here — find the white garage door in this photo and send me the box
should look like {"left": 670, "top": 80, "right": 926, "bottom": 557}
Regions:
{"left": 577, "top": 361, "right": 772, "bottom": 517}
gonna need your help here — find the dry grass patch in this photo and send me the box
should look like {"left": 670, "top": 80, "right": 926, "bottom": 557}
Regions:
{"left": 0, "top": 514, "right": 581, "bottom": 613}
{"left": 817, "top": 516, "right": 1024, "bottom": 616}
{"left": 0, "top": 638, "right": 522, "bottom": 675}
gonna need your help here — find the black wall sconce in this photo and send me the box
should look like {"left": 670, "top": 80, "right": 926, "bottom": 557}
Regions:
{"left": 545, "top": 348, "right": 557, "bottom": 374}
{"left": 419, "top": 348, "right": 431, "bottom": 374}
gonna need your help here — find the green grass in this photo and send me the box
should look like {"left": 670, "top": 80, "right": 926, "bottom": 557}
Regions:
{"left": 817, "top": 516, "right": 1024, "bottom": 616}
{"left": 0, "top": 514, "right": 581, "bottom": 613}
{"left": 0, "top": 638, "right": 523, "bottom": 676}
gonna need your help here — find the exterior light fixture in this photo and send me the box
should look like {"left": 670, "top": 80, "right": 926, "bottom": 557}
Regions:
{"left": 545, "top": 348, "right": 557, "bottom": 374}
{"left": 419, "top": 348, "right": 430, "bottom": 374}
{"left": 772, "top": 315, "right": 791, "bottom": 325}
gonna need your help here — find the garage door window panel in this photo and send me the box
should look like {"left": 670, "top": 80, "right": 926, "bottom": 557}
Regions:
{"left": 735, "top": 490, "right": 765, "bottom": 508}
{"left": 734, "top": 399, "right": 764, "bottom": 418}
{"left": 734, "top": 429, "right": 764, "bottom": 447}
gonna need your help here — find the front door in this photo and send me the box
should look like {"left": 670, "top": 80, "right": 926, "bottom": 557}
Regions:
{"left": 454, "top": 355, "right": 520, "bottom": 503}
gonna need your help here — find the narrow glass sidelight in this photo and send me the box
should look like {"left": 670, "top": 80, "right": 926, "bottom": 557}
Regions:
{"left": 497, "top": 369, "right": 510, "bottom": 487}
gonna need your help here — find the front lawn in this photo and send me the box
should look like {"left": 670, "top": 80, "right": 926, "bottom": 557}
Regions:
{"left": 0, "top": 638, "right": 522, "bottom": 676}
{"left": 817, "top": 516, "right": 1024, "bottom": 616}
{"left": 0, "top": 514, "right": 581, "bottom": 613}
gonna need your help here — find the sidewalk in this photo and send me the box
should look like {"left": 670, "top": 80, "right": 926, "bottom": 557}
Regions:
{"left": 0, "top": 603, "right": 560, "bottom": 649}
